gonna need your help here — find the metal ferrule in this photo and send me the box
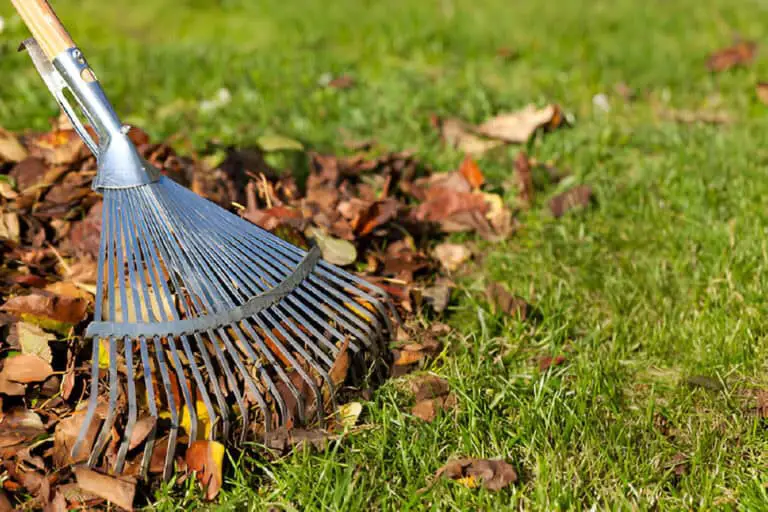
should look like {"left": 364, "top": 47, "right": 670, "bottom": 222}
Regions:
{"left": 23, "top": 40, "right": 159, "bottom": 190}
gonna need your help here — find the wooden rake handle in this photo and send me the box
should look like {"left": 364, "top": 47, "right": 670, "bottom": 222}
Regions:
{"left": 11, "top": 0, "right": 76, "bottom": 60}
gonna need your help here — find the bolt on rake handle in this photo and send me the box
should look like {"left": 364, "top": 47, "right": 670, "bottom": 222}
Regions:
{"left": 10, "top": 0, "right": 75, "bottom": 60}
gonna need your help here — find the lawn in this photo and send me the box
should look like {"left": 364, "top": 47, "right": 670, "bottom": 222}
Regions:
{"left": 1, "top": 0, "right": 768, "bottom": 509}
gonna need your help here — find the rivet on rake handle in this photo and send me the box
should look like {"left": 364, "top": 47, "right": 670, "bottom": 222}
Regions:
{"left": 13, "top": 0, "right": 396, "bottom": 481}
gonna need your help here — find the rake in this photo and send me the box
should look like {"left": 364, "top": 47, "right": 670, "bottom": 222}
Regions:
{"left": 12, "top": 0, "right": 395, "bottom": 479}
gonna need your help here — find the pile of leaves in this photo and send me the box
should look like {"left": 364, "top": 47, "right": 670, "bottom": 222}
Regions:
{"left": 0, "top": 103, "right": 592, "bottom": 509}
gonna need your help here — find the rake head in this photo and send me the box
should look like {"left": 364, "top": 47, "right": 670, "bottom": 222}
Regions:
{"left": 19, "top": 37, "right": 395, "bottom": 479}
{"left": 76, "top": 177, "right": 394, "bottom": 479}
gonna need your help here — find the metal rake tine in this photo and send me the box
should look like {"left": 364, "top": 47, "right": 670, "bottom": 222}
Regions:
{"left": 137, "top": 336, "right": 158, "bottom": 477}
{"left": 72, "top": 195, "right": 110, "bottom": 458}
{"left": 89, "top": 195, "right": 121, "bottom": 465}
{"left": 126, "top": 189, "right": 224, "bottom": 442}
{"left": 190, "top": 200, "right": 378, "bottom": 351}
{"left": 133, "top": 187, "right": 274, "bottom": 435}
{"left": 114, "top": 335, "right": 137, "bottom": 473}
{"left": 151, "top": 334, "right": 179, "bottom": 481}
{"left": 147, "top": 189, "right": 304, "bottom": 425}
{"left": 161, "top": 198, "right": 330, "bottom": 424}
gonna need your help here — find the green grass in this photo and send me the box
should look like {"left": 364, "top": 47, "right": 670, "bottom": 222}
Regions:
{"left": 2, "top": 0, "right": 768, "bottom": 509}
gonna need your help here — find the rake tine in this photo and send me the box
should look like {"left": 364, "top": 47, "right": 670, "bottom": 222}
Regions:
{"left": 115, "top": 335, "right": 137, "bottom": 472}
{"left": 137, "top": 336, "right": 158, "bottom": 477}
{"left": 132, "top": 187, "right": 274, "bottom": 435}
{"left": 151, "top": 334, "right": 178, "bottom": 482}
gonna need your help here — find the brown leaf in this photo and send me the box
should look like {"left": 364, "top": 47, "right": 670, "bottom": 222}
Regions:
{"left": 458, "top": 156, "right": 485, "bottom": 189}
{"left": 0, "top": 212, "right": 20, "bottom": 244}
{"left": 128, "top": 417, "right": 157, "bottom": 451}
{"left": 668, "top": 453, "right": 688, "bottom": 477}
{"left": 0, "top": 490, "right": 11, "bottom": 512}
{"left": 185, "top": 440, "right": 225, "bottom": 501}
{"left": 475, "top": 104, "right": 565, "bottom": 143}
{"left": 486, "top": 283, "right": 530, "bottom": 320}
{"left": 755, "top": 389, "right": 768, "bottom": 418}
{"left": 411, "top": 394, "right": 456, "bottom": 422}
{"left": 0, "top": 128, "right": 27, "bottom": 163}
{"left": 549, "top": 185, "right": 593, "bottom": 218}
{"left": 8, "top": 157, "right": 48, "bottom": 191}
{"left": 436, "top": 458, "right": 517, "bottom": 491}
{"left": 73, "top": 467, "right": 136, "bottom": 511}
{"left": 754, "top": 83, "right": 768, "bottom": 108}
{"left": 706, "top": 41, "right": 757, "bottom": 72}
{"left": 421, "top": 278, "right": 454, "bottom": 313}
{"left": 352, "top": 199, "right": 399, "bottom": 236}
{"left": 438, "top": 118, "right": 504, "bottom": 156}
{"left": 28, "top": 129, "right": 87, "bottom": 166}
{"left": 329, "top": 338, "right": 351, "bottom": 387}
{"left": 53, "top": 411, "right": 101, "bottom": 467}
{"left": 0, "top": 354, "right": 53, "bottom": 384}
{"left": 661, "top": 109, "right": 732, "bottom": 125}
{"left": 538, "top": 354, "right": 567, "bottom": 371}
{"left": 434, "top": 243, "right": 472, "bottom": 272}
{"left": 409, "top": 375, "right": 450, "bottom": 401}
{"left": 264, "top": 427, "right": 335, "bottom": 452}
{"left": 327, "top": 75, "right": 356, "bottom": 89}
{"left": 514, "top": 151, "right": 534, "bottom": 206}
{"left": 1, "top": 291, "right": 89, "bottom": 328}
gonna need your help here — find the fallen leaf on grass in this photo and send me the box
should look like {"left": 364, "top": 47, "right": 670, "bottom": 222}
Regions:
{"left": 549, "top": 185, "right": 593, "bottom": 218}
{"left": 409, "top": 375, "right": 450, "bottom": 401}
{"left": 486, "top": 283, "right": 531, "bottom": 320}
{"left": 753, "top": 390, "right": 768, "bottom": 418}
{"left": 668, "top": 452, "right": 688, "bottom": 477}
{"left": 437, "top": 118, "right": 503, "bottom": 156}
{"left": 338, "top": 402, "right": 362, "bottom": 428}
{"left": 538, "top": 354, "right": 567, "bottom": 371}
{"left": 436, "top": 458, "right": 517, "bottom": 491}
{"left": 514, "top": 151, "right": 534, "bottom": 206}
{"left": 185, "top": 440, "right": 225, "bottom": 501}
{"left": 707, "top": 41, "right": 757, "bottom": 72}
{"left": 265, "top": 427, "right": 335, "bottom": 452}
{"left": 434, "top": 243, "right": 472, "bottom": 272}
{"left": 256, "top": 134, "right": 304, "bottom": 152}
{"left": 412, "top": 394, "right": 456, "bottom": 422}
{"left": 74, "top": 467, "right": 136, "bottom": 511}
{"left": 475, "top": 104, "right": 565, "bottom": 143}
{"left": 458, "top": 156, "right": 484, "bottom": 189}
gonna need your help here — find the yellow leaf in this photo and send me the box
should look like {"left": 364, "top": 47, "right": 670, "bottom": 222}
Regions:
{"left": 456, "top": 475, "right": 479, "bottom": 488}
{"left": 338, "top": 402, "right": 362, "bottom": 428}
{"left": 97, "top": 339, "right": 111, "bottom": 369}
{"left": 180, "top": 400, "right": 212, "bottom": 440}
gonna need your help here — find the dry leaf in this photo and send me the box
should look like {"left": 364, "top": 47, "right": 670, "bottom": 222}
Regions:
{"left": 0, "top": 128, "right": 27, "bottom": 163}
{"left": 0, "top": 354, "right": 53, "bottom": 384}
{"left": 411, "top": 394, "right": 456, "bottom": 422}
{"left": 421, "top": 278, "right": 454, "bottom": 313}
{"left": 436, "top": 458, "right": 517, "bottom": 491}
{"left": 15, "top": 322, "right": 55, "bottom": 363}
{"left": 549, "top": 185, "right": 593, "bottom": 218}
{"left": 514, "top": 151, "right": 534, "bottom": 206}
{"left": 307, "top": 227, "right": 357, "bottom": 266}
{"left": 409, "top": 375, "right": 450, "bottom": 400}
{"left": 707, "top": 41, "right": 757, "bottom": 72}
{"left": 486, "top": 283, "right": 531, "bottom": 320}
{"left": 433, "top": 243, "right": 472, "bottom": 273}
{"left": 338, "top": 402, "right": 362, "bottom": 428}
{"left": 475, "top": 104, "right": 564, "bottom": 143}
{"left": 438, "top": 118, "right": 503, "bottom": 155}
{"left": 458, "top": 156, "right": 485, "bottom": 189}
{"left": 128, "top": 417, "right": 157, "bottom": 451}
{"left": 1, "top": 291, "right": 88, "bottom": 331}
{"left": 54, "top": 411, "right": 101, "bottom": 466}
{"left": 0, "top": 212, "right": 20, "bottom": 243}
{"left": 539, "top": 354, "right": 567, "bottom": 371}
{"left": 73, "top": 467, "right": 136, "bottom": 511}
{"left": 185, "top": 440, "right": 226, "bottom": 501}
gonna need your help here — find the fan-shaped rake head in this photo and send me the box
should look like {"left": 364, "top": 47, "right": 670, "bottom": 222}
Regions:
{"left": 73, "top": 177, "right": 395, "bottom": 478}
